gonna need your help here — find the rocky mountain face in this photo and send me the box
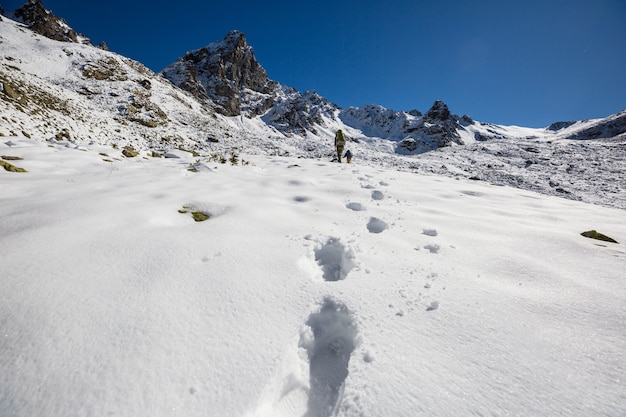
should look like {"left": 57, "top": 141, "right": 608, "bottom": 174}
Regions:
{"left": 159, "top": 33, "right": 479, "bottom": 148}
{"left": 559, "top": 111, "right": 626, "bottom": 140}
{"left": 161, "top": 31, "right": 276, "bottom": 117}
{"left": 12, "top": 0, "right": 90, "bottom": 44}
{"left": 261, "top": 88, "right": 339, "bottom": 136}
{"left": 338, "top": 100, "right": 478, "bottom": 153}
{"left": 160, "top": 31, "right": 342, "bottom": 137}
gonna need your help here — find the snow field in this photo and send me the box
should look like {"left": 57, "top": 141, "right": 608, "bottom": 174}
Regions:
{"left": 1, "top": 137, "right": 625, "bottom": 417}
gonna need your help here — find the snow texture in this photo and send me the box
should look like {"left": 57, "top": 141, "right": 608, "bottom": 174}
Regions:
{"left": 1, "top": 13, "right": 625, "bottom": 417}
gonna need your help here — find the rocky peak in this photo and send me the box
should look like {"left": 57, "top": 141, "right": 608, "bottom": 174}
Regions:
{"left": 425, "top": 100, "right": 451, "bottom": 121}
{"left": 262, "top": 88, "right": 338, "bottom": 136}
{"left": 13, "top": 0, "right": 91, "bottom": 44}
{"left": 161, "top": 30, "right": 275, "bottom": 117}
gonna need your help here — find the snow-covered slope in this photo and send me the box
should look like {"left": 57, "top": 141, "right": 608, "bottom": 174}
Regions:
{"left": 1, "top": 5, "right": 626, "bottom": 417}
{"left": 1, "top": 136, "right": 625, "bottom": 417}
{"left": 0, "top": 16, "right": 245, "bottom": 152}
{"left": 2, "top": 6, "right": 626, "bottom": 211}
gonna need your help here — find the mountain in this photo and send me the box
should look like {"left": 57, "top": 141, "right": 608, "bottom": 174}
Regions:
{"left": 1, "top": 2, "right": 625, "bottom": 209}
{"left": 161, "top": 30, "right": 276, "bottom": 118}
{"left": 158, "top": 30, "right": 626, "bottom": 155}
{"left": 159, "top": 31, "right": 475, "bottom": 147}
{"left": 1, "top": 8, "right": 625, "bottom": 415}
{"left": 11, "top": 0, "right": 91, "bottom": 45}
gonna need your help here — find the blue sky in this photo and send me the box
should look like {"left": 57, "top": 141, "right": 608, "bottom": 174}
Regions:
{"left": 3, "top": 0, "right": 625, "bottom": 127}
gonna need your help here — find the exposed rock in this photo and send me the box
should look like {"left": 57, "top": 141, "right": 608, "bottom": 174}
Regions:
{"left": 120, "top": 90, "right": 168, "bottom": 128}
{"left": 2, "top": 80, "right": 22, "bottom": 101}
{"left": 82, "top": 57, "right": 128, "bottom": 81}
{"left": 461, "top": 114, "right": 474, "bottom": 125}
{"left": 413, "top": 100, "right": 464, "bottom": 149}
{"left": 547, "top": 120, "right": 576, "bottom": 131}
{"left": 566, "top": 111, "right": 626, "bottom": 140}
{"left": 14, "top": 0, "right": 91, "bottom": 45}
{"left": 341, "top": 104, "right": 410, "bottom": 136}
{"left": 55, "top": 128, "right": 71, "bottom": 140}
{"left": 161, "top": 30, "right": 275, "bottom": 117}
{"left": 425, "top": 100, "right": 451, "bottom": 121}
{"left": 138, "top": 79, "right": 151, "bottom": 90}
{"left": 122, "top": 146, "right": 139, "bottom": 157}
{"left": 397, "top": 138, "right": 418, "bottom": 152}
{"left": 262, "top": 88, "right": 338, "bottom": 136}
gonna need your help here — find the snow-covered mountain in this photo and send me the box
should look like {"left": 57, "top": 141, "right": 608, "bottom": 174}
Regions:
{"left": 158, "top": 29, "right": 626, "bottom": 154}
{"left": 1, "top": 4, "right": 625, "bottom": 417}
{"left": 1, "top": 2, "right": 625, "bottom": 209}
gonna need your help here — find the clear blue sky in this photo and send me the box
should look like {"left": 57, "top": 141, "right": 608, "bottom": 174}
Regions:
{"left": 3, "top": 0, "right": 625, "bottom": 127}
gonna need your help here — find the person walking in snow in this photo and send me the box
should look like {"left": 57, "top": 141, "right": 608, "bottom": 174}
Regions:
{"left": 344, "top": 149, "right": 353, "bottom": 163}
{"left": 335, "top": 129, "right": 346, "bottom": 162}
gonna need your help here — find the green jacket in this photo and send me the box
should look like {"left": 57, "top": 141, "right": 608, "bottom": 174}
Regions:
{"left": 335, "top": 130, "right": 346, "bottom": 147}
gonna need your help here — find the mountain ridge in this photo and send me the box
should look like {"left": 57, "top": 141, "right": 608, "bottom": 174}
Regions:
{"left": 1, "top": 2, "right": 625, "bottom": 209}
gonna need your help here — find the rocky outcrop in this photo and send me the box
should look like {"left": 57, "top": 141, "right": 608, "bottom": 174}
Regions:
{"left": 424, "top": 100, "right": 451, "bottom": 121}
{"left": 339, "top": 100, "right": 473, "bottom": 153}
{"left": 339, "top": 104, "right": 419, "bottom": 138}
{"left": 566, "top": 110, "right": 626, "bottom": 140}
{"left": 13, "top": 0, "right": 91, "bottom": 44}
{"left": 262, "top": 88, "right": 338, "bottom": 136}
{"left": 547, "top": 120, "right": 577, "bottom": 131}
{"left": 161, "top": 30, "right": 276, "bottom": 117}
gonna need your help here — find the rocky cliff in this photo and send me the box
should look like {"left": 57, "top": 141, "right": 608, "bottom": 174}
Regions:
{"left": 12, "top": 0, "right": 91, "bottom": 44}
{"left": 161, "top": 31, "right": 276, "bottom": 117}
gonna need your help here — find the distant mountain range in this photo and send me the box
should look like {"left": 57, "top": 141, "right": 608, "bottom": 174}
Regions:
{"left": 2, "top": 0, "right": 625, "bottom": 160}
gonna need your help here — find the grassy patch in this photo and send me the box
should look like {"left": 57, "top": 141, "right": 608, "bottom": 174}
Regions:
{"left": 581, "top": 230, "right": 619, "bottom": 244}
{"left": 191, "top": 211, "right": 210, "bottom": 222}
{"left": 179, "top": 206, "right": 211, "bottom": 222}
{"left": 0, "top": 160, "right": 27, "bottom": 172}
{"left": 122, "top": 146, "right": 139, "bottom": 157}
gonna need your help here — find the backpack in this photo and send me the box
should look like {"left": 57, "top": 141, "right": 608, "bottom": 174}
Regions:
{"left": 336, "top": 130, "right": 346, "bottom": 146}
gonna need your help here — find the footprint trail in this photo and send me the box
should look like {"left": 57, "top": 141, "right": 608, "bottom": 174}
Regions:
{"left": 301, "top": 298, "right": 357, "bottom": 417}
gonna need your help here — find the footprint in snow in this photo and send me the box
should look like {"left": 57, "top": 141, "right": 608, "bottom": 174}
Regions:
{"left": 423, "top": 244, "right": 440, "bottom": 254}
{"left": 300, "top": 298, "right": 357, "bottom": 417}
{"left": 371, "top": 190, "right": 384, "bottom": 200}
{"left": 345, "top": 202, "right": 366, "bottom": 211}
{"left": 314, "top": 237, "right": 355, "bottom": 281}
{"left": 367, "top": 217, "right": 388, "bottom": 234}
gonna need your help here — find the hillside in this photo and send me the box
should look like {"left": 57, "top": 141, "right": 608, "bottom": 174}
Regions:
{"left": 1, "top": 4, "right": 625, "bottom": 417}
{"left": 1, "top": 4, "right": 625, "bottom": 212}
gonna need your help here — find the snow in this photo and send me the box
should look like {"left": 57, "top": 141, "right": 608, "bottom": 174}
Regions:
{"left": 1, "top": 137, "right": 625, "bottom": 417}
{"left": 1, "top": 13, "right": 626, "bottom": 417}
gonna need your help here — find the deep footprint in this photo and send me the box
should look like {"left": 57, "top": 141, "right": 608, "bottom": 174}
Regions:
{"left": 303, "top": 298, "right": 357, "bottom": 417}
{"left": 314, "top": 237, "right": 355, "bottom": 281}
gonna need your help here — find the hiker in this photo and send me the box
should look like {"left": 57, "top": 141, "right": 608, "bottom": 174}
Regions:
{"left": 344, "top": 149, "right": 353, "bottom": 163}
{"left": 335, "top": 129, "right": 346, "bottom": 162}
